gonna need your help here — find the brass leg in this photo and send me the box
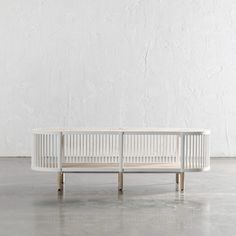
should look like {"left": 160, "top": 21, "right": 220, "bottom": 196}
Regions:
{"left": 118, "top": 172, "right": 123, "bottom": 192}
{"left": 57, "top": 172, "right": 64, "bottom": 192}
{"left": 176, "top": 173, "right": 180, "bottom": 191}
{"left": 180, "top": 172, "right": 185, "bottom": 192}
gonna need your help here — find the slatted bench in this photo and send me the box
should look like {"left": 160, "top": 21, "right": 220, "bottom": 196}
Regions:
{"left": 31, "top": 129, "right": 210, "bottom": 192}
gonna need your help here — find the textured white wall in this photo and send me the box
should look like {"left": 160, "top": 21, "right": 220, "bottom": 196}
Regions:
{"left": 0, "top": 0, "right": 236, "bottom": 156}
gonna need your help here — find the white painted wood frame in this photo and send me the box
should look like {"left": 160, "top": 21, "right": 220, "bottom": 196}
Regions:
{"left": 32, "top": 128, "right": 210, "bottom": 192}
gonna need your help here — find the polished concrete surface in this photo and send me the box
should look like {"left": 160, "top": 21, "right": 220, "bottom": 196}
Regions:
{"left": 0, "top": 158, "right": 236, "bottom": 236}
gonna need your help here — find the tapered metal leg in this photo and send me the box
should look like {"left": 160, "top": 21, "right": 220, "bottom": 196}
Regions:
{"left": 179, "top": 172, "right": 185, "bottom": 192}
{"left": 57, "top": 172, "right": 64, "bottom": 192}
{"left": 118, "top": 172, "right": 123, "bottom": 192}
{"left": 176, "top": 173, "right": 180, "bottom": 191}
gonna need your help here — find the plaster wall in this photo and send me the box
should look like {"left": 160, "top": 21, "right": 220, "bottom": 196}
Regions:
{"left": 0, "top": 0, "right": 236, "bottom": 156}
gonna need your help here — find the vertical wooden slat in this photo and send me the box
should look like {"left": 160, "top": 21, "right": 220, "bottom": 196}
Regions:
{"left": 75, "top": 134, "right": 78, "bottom": 163}
{"left": 204, "top": 135, "right": 206, "bottom": 167}
{"left": 167, "top": 135, "right": 169, "bottom": 163}
{"left": 87, "top": 134, "right": 90, "bottom": 163}
{"left": 50, "top": 134, "right": 52, "bottom": 168}
{"left": 200, "top": 135, "right": 203, "bottom": 168}
{"left": 185, "top": 135, "right": 188, "bottom": 168}
{"left": 189, "top": 135, "right": 192, "bottom": 168}
{"left": 193, "top": 135, "right": 195, "bottom": 168}
{"left": 108, "top": 135, "right": 111, "bottom": 163}
{"left": 127, "top": 134, "right": 129, "bottom": 163}
{"left": 102, "top": 134, "right": 104, "bottom": 163}
{"left": 64, "top": 134, "right": 67, "bottom": 163}
{"left": 98, "top": 134, "right": 101, "bottom": 163}
{"left": 134, "top": 135, "right": 137, "bottom": 163}
{"left": 150, "top": 135, "right": 153, "bottom": 163}
{"left": 196, "top": 135, "right": 198, "bottom": 168}
{"left": 42, "top": 134, "right": 44, "bottom": 168}
{"left": 72, "top": 134, "right": 75, "bottom": 163}
{"left": 80, "top": 134, "right": 82, "bottom": 163}
{"left": 48, "top": 134, "right": 50, "bottom": 168}
{"left": 84, "top": 134, "right": 86, "bottom": 163}
{"left": 54, "top": 134, "right": 57, "bottom": 168}
{"left": 39, "top": 134, "right": 41, "bottom": 167}
{"left": 119, "top": 132, "right": 123, "bottom": 173}
{"left": 94, "top": 134, "right": 96, "bottom": 163}
{"left": 184, "top": 135, "right": 188, "bottom": 169}
{"left": 50, "top": 134, "right": 53, "bottom": 168}
{"left": 194, "top": 135, "right": 197, "bottom": 168}
{"left": 159, "top": 135, "right": 162, "bottom": 163}
{"left": 35, "top": 134, "right": 37, "bottom": 168}
{"left": 81, "top": 134, "right": 84, "bottom": 162}
{"left": 163, "top": 135, "right": 166, "bottom": 163}
{"left": 34, "top": 134, "right": 36, "bottom": 168}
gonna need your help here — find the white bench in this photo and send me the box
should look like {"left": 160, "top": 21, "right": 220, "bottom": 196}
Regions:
{"left": 31, "top": 129, "right": 210, "bottom": 192}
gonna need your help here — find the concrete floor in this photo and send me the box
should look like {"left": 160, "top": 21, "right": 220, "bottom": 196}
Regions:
{"left": 0, "top": 158, "right": 236, "bottom": 236}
